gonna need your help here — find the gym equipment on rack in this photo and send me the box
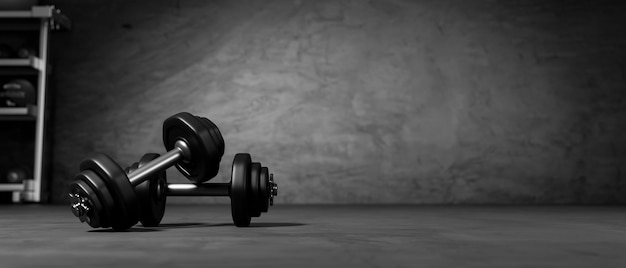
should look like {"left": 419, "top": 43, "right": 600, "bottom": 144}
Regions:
{"left": 1, "top": 79, "right": 36, "bottom": 107}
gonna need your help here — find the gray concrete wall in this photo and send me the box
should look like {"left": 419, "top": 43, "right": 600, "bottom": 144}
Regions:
{"left": 46, "top": 0, "right": 626, "bottom": 204}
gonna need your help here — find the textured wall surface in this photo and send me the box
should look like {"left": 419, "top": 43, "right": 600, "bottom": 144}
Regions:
{"left": 46, "top": 0, "right": 626, "bottom": 204}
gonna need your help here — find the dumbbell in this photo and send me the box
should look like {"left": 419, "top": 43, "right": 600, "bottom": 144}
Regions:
{"left": 68, "top": 112, "right": 224, "bottom": 230}
{"left": 127, "top": 153, "right": 278, "bottom": 227}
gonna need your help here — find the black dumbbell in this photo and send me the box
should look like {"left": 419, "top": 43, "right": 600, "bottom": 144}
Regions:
{"left": 128, "top": 153, "right": 278, "bottom": 227}
{"left": 68, "top": 112, "right": 224, "bottom": 230}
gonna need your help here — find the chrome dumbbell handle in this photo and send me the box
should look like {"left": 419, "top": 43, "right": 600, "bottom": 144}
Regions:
{"left": 166, "top": 183, "right": 230, "bottom": 196}
{"left": 165, "top": 173, "right": 277, "bottom": 205}
{"left": 127, "top": 140, "right": 191, "bottom": 187}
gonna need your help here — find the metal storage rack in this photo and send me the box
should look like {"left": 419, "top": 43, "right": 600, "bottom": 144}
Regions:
{"left": 0, "top": 6, "right": 69, "bottom": 202}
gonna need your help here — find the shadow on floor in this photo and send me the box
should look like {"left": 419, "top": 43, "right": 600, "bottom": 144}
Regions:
{"left": 158, "top": 222, "right": 308, "bottom": 228}
{"left": 88, "top": 227, "right": 162, "bottom": 233}
{"left": 87, "top": 222, "right": 306, "bottom": 232}
{"left": 158, "top": 222, "right": 222, "bottom": 228}
{"left": 247, "top": 222, "right": 307, "bottom": 228}
{"left": 88, "top": 223, "right": 210, "bottom": 232}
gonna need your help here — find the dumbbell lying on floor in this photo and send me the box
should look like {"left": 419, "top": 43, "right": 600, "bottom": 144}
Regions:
{"left": 127, "top": 153, "right": 278, "bottom": 228}
{"left": 68, "top": 112, "right": 224, "bottom": 230}
{"left": 68, "top": 112, "right": 278, "bottom": 230}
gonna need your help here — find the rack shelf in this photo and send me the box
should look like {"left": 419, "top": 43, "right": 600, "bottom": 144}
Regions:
{"left": 0, "top": 106, "right": 37, "bottom": 120}
{"left": 0, "top": 6, "right": 69, "bottom": 203}
{"left": 0, "top": 57, "right": 43, "bottom": 70}
{"left": 0, "top": 183, "right": 25, "bottom": 191}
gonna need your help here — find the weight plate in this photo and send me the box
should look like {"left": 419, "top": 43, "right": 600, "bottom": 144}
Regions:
{"left": 200, "top": 117, "right": 225, "bottom": 156}
{"left": 248, "top": 162, "right": 261, "bottom": 217}
{"left": 163, "top": 112, "right": 223, "bottom": 183}
{"left": 69, "top": 178, "right": 107, "bottom": 228}
{"left": 197, "top": 117, "right": 225, "bottom": 180}
{"left": 80, "top": 153, "right": 139, "bottom": 230}
{"left": 131, "top": 153, "right": 167, "bottom": 227}
{"left": 73, "top": 169, "right": 118, "bottom": 228}
{"left": 259, "top": 167, "right": 270, "bottom": 213}
{"left": 231, "top": 153, "right": 251, "bottom": 227}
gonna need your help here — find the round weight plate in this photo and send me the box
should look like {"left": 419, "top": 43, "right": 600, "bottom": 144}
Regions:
{"left": 197, "top": 117, "right": 224, "bottom": 179}
{"left": 80, "top": 154, "right": 139, "bottom": 230}
{"left": 132, "top": 153, "right": 167, "bottom": 227}
{"left": 73, "top": 169, "right": 118, "bottom": 228}
{"left": 69, "top": 178, "right": 107, "bottom": 228}
{"left": 200, "top": 117, "right": 225, "bottom": 156}
{"left": 163, "top": 112, "right": 223, "bottom": 183}
{"left": 231, "top": 153, "right": 251, "bottom": 227}
{"left": 259, "top": 167, "right": 270, "bottom": 213}
{"left": 248, "top": 162, "right": 261, "bottom": 217}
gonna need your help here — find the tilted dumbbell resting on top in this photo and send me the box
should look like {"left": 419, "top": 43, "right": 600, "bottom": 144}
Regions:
{"left": 68, "top": 112, "right": 278, "bottom": 230}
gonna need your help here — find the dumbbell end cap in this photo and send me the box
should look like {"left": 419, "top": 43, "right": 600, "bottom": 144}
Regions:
{"left": 69, "top": 192, "right": 92, "bottom": 222}
{"left": 269, "top": 173, "right": 277, "bottom": 206}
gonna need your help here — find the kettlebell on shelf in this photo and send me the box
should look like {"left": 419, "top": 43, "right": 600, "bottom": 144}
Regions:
{"left": 4, "top": 166, "right": 31, "bottom": 184}
{"left": 17, "top": 47, "right": 36, "bottom": 58}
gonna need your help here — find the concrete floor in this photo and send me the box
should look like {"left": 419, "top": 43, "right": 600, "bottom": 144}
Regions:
{"left": 0, "top": 205, "right": 624, "bottom": 267}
